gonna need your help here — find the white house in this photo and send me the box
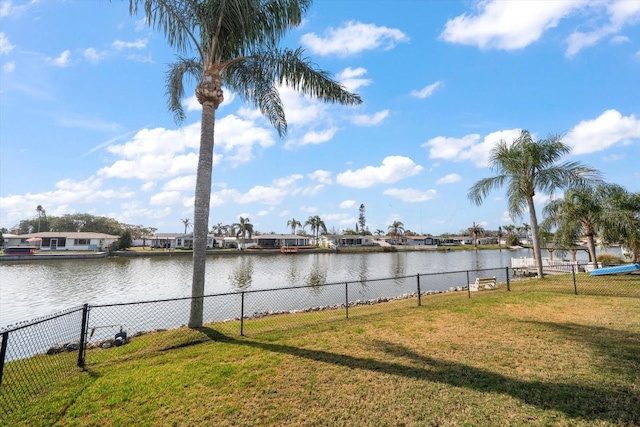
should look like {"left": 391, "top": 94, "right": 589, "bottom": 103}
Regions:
{"left": 5, "top": 232, "right": 119, "bottom": 251}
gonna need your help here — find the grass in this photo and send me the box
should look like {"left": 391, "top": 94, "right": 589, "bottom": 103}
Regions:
{"left": 2, "top": 282, "right": 640, "bottom": 426}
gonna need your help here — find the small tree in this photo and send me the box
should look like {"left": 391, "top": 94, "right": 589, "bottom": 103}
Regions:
{"left": 118, "top": 230, "right": 133, "bottom": 250}
{"left": 358, "top": 204, "right": 366, "bottom": 233}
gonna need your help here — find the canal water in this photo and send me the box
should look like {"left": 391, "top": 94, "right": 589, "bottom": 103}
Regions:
{"left": 0, "top": 247, "right": 620, "bottom": 329}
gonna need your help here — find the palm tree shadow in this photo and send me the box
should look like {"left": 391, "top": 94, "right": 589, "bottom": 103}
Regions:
{"left": 198, "top": 327, "right": 639, "bottom": 424}
{"left": 520, "top": 321, "right": 640, "bottom": 380}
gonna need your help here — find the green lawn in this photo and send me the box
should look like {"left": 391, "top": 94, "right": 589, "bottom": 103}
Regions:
{"left": 2, "top": 284, "right": 639, "bottom": 426}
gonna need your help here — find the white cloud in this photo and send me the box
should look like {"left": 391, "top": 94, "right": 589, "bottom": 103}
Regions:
{"left": 635, "top": 50, "right": 640, "bottom": 61}
{"left": 297, "top": 127, "right": 338, "bottom": 146}
{"left": 162, "top": 175, "right": 196, "bottom": 192}
{"left": 610, "top": 35, "right": 630, "bottom": 43}
{"left": 149, "top": 191, "right": 183, "bottom": 206}
{"left": 383, "top": 188, "right": 438, "bottom": 203}
{"left": 210, "top": 175, "right": 303, "bottom": 207}
{"left": 339, "top": 200, "right": 356, "bottom": 209}
{"left": 436, "top": 173, "right": 462, "bottom": 184}
{"left": 84, "top": 47, "right": 107, "bottom": 64}
{"left": 112, "top": 38, "right": 148, "bottom": 50}
{"left": 3, "top": 60, "right": 15, "bottom": 72}
{"left": 565, "top": 109, "right": 640, "bottom": 154}
{"left": 308, "top": 170, "right": 332, "bottom": 185}
{"left": 440, "top": 0, "right": 584, "bottom": 50}
{"left": 410, "top": 81, "right": 441, "bottom": 99}
{"left": 0, "top": 0, "right": 37, "bottom": 18}
{"left": 336, "top": 156, "right": 423, "bottom": 188}
{"left": 0, "top": 176, "right": 134, "bottom": 225}
{"left": 351, "top": 110, "right": 389, "bottom": 126}
{"left": 424, "top": 129, "right": 522, "bottom": 167}
{"left": 0, "top": 32, "right": 14, "bottom": 55}
{"left": 566, "top": 1, "right": 640, "bottom": 57}
{"left": 301, "top": 21, "right": 409, "bottom": 56}
{"left": 337, "top": 67, "right": 372, "bottom": 91}
{"left": 48, "top": 50, "right": 71, "bottom": 67}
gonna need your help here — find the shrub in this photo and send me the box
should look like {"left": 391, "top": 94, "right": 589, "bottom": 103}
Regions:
{"left": 597, "top": 253, "right": 624, "bottom": 266}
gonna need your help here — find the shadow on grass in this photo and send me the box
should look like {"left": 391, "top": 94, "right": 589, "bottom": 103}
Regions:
{"left": 522, "top": 321, "right": 640, "bottom": 380}
{"left": 199, "top": 326, "right": 639, "bottom": 424}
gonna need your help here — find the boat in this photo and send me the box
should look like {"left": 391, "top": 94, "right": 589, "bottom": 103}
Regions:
{"left": 280, "top": 246, "right": 298, "bottom": 254}
{"left": 589, "top": 263, "right": 640, "bottom": 276}
{"left": 3, "top": 246, "right": 37, "bottom": 255}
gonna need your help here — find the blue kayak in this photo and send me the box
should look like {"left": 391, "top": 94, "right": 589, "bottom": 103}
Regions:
{"left": 590, "top": 263, "right": 640, "bottom": 276}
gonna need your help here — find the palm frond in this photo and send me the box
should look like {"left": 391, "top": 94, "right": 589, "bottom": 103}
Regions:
{"left": 165, "top": 56, "right": 203, "bottom": 123}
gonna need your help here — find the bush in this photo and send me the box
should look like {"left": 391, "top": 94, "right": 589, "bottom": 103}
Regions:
{"left": 597, "top": 253, "right": 624, "bottom": 266}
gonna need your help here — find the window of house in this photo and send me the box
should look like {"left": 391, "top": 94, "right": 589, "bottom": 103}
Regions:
{"left": 74, "top": 239, "right": 91, "bottom": 245}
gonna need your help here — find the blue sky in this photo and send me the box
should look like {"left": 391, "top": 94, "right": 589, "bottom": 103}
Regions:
{"left": 1, "top": 0, "right": 639, "bottom": 236}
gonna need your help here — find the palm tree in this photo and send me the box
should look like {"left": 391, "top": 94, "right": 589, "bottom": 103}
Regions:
{"left": 211, "top": 222, "right": 227, "bottom": 237}
{"left": 304, "top": 215, "right": 326, "bottom": 245}
{"left": 375, "top": 229, "right": 385, "bottom": 236}
{"left": 35, "top": 205, "right": 46, "bottom": 233}
{"left": 468, "top": 130, "right": 600, "bottom": 278}
{"left": 286, "top": 218, "right": 302, "bottom": 234}
{"left": 468, "top": 222, "right": 484, "bottom": 248}
{"left": 388, "top": 221, "right": 405, "bottom": 245}
{"left": 233, "top": 217, "right": 254, "bottom": 250}
{"left": 130, "top": 0, "right": 361, "bottom": 327}
{"left": 542, "top": 184, "right": 638, "bottom": 267}
{"left": 608, "top": 190, "right": 640, "bottom": 262}
{"left": 497, "top": 226, "right": 503, "bottom": 247}
{"left": 182, "top": 218, "right": 192, "bottom": 234}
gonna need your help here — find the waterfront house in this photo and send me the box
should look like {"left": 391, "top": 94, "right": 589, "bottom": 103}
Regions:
{"left": 5, "top": 232, "right": 119, "bottom": 251}
{"left": 254, "top": 234, "right": 311, "bottom": 248}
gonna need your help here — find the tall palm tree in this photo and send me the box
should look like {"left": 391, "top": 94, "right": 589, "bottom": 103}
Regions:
{"left": 468, "top": 130, "right": 600, "bottom": 278}
{"left": 233, "top": 217, "right": 254, "bottom": 250}
{"left": 287, "top": 218, "right": 302, "bottom": 234}
{"left": 35, "top": 205, "right": 46, "bottom": 233}
{"left": 182, "top": 218, "right": 192, "bottom": 234}
{"left": 388, "top": 221, "right": 405, "bottom": 245}
{"left": 542, "top": 183, "right": 638, "bottom": 267}
{"left": 497, "top": 226, "right": 503, "bottom": 247}
{"left": 130, "top": 0, "right": 361, "bottom": 327}
{"left": 304, "top": 215, "right": 326, "bottom": 245}
{"left": 211, "top": 222, "right": 227, "bottom": 237}
{"left": 468, "top": 222, "right": 484, "bottom": 248}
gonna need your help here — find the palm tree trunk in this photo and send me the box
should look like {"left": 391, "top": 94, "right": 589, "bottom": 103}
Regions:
{"left": 527, "top": 197, "right": 544, "bottom": 278}
{"left": 586, "top": 234, "right": 598, "bottom": 269}
{"left": 189, "top": 102, "right": 216, "bottom": 328}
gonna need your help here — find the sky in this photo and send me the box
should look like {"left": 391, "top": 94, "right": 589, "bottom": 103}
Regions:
{"left": 1, "top": 0, "right": 639, "bottom": 237}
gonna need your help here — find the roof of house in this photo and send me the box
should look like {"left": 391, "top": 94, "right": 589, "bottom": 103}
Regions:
{"left": 13, "top": 232, "right": 119, "bottom": 239}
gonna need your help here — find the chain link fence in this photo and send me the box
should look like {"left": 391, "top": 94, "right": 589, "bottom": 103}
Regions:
{"left": 1, "top": 262, "right": 638, "bottom": 420}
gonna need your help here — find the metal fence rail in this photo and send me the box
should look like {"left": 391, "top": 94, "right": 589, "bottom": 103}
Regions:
{"left": 1, "top": 262, "right": 638, "bottom": 421}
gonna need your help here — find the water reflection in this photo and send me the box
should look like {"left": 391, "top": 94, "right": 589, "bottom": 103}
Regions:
{"left": 229, "top": 257, "right": 254, "bottom": 290}
{"left": 390, "top": 252, "right": 406, "bottom": 281}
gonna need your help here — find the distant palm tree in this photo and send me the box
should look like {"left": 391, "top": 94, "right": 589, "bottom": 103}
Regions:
{"left": 211, "top": 223, "right": 227, "bottom": 237}
{"left": 468, "top": 222, "right": 485, "bottom": 248}
{"left": 304, "top": 215, "right": 327, "bottom": 246}
{"left": 375, "top": 229, "right": 385, "bottom": 236}
{"left": 287, "top": 218, "right": 302, "bottom": 234}
{"left": 182, "top": 218, "right": 192, "bottom": 234}
{"left": 497, "top": 226, "right": 503, "bottom": 247}
{"left": 468, "top": 130, "right": 600, "bottom": 278}
{"left": 129, "top": 0, "right": 361, "bottom": 328}
{"left": 542, "top": 183, "right": 637, "bottom": 267}
{"left": 233, "top": 217, "right": 254, "bottom": 250}
{"left": 388, "top": 221, "right": 405, "bottom": 245}
{"left": 36, "top": 205, "right": 46, "bottom": 233}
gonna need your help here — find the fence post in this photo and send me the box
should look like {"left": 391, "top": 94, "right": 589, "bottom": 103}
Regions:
{"left": 0, "top": 331, "right": 8, "bottom": 387}
{"left": 417, "top": 273, "right": 422, "bottom": 306}
{"left": 345, "top": 283, "right": 349, "bottom": 319}
{"left": 240, "top": 292, "right": 245, "bottom": 336}
{"left": 77, "top": 304, "right": 89, "bottom": 368}
{"left": 505, "top": 267, "right": 511, "bottom": 292}
{"left": 466, "top": 271, "right": 471, "bottom": 299}
{"left": 572, "top": 265, "right": 578, "bottom": 295}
